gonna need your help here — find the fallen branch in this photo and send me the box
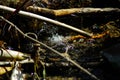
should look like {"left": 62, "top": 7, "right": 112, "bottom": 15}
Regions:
{"left": 0, "top": 5, "right": 93, "bottom": 37}
{"left": 0, "top": 59, "right": 34, "bottom": 66}
{"left": 27, "top": 6, "right": 120, "bottom": 16}
{"left": 0, "top": 16, "right": 100, "bottom": 80}
{"left": 0, "top": 48, "right": 30, "bottom": 61}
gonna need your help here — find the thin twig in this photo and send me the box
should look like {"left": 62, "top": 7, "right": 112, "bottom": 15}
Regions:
{"left": 0, "top": 16, "right": 100, "bottom": 80}
{"left": 0, "top": 5, "right": 93, "bottom": 37}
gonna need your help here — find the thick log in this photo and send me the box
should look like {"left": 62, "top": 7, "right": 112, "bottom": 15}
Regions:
{"left": 26, "top": 6, "right": 120, "bottom": 16}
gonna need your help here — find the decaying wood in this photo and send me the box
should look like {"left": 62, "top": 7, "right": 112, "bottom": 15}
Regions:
{"left": 26, "top": 6, "right": 120, "bottom": 16}
{"left": 0, "top": 5, "right": 93, "bottom": 37}
{"left": 0, "top": 16, "right": 99, "bottom": 80}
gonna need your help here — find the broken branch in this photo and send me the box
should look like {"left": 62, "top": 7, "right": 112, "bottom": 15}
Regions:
{"left": 0, "top": 5, "right": 93, "bottom": 37}
{"left": 27, "top": 6, "right": 120, "bottom": 16}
